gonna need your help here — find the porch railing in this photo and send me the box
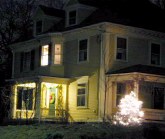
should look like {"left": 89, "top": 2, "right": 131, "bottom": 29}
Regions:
{"left": 40, "top": 108, "right": 68, "bottom": 122}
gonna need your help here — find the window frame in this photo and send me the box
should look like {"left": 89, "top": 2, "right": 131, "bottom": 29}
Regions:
{"left": 78, "top": 39, "right": 89, "bottom": 63}
{"left": 41, "top": 44, "right": 49, "bottom": 66}
{"left": 54, "top": 44, "right": 62, "bottom": 65}
{"left": 77, "top": 82, "right": 88, "bottom": 108}
{"left": 115, "top": 36, "right": 128, "bottom": 61}
{"left": 150, "top": 42, "right": 161, "bottom": 66}
{"left": 68, "top": 10, "right": 77, "bottom": 26}
{"left": 35, "top": 20, "right": 43, "bottom": 35}
{"left": 16, "top": 86, "right": 34, "bottom": 111}
{"left": 115, "top": 82, "right": 126, "bottom": 106}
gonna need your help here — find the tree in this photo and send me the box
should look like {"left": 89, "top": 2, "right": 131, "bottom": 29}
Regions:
{"left": 113, "top": 91, "right": 144, "bottom": 126}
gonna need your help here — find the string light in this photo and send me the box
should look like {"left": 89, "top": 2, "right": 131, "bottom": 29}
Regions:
{"left": 113, "top": 91, "right": 144, "bottom": 126}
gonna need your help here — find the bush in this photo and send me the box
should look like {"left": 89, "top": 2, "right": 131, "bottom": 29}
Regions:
{"left": 45, "top": 132, "right": 64, "bottom": 139}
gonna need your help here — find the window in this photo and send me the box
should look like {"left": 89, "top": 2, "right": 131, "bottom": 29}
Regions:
{"left": 139, "top": 83, "right": 165, "bottom": 110}
{"left": 116, "top": 83, "right": 126, "bottom": 106}
{"left": 77, "top": 83, "right": 87, "bottom": 107}
{"left": 54, "top": 44, "right": 62, "bottom": 64}
{"left": 17, "top": 87, "right": 34, "bottom": 110}
{"left": 151, "top": 43, "right": 160, "bottom": 65}
{"left": 41, "top": 45, "right": 49, "bottom": 66}
{"left": 78, "top": 39, "right": 88, "bottom": 62}
{"left": 36, "top": 20, "right": 42, "bottom": 35}
{"left": 20, "top": 50, "right": 35, "bottom": 72}
{"left": 69, "top": 10, "right": 76, "bottom": 25}
{"left": 116, "top": 37, "right": 127, "bottom": 60}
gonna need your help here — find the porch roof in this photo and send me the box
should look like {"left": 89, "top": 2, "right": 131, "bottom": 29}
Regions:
{"left": 106, "top": 64, "right": 165, "bottom": 76}
{"left": 6, "top": 76, "right": 70, "bottom": 85}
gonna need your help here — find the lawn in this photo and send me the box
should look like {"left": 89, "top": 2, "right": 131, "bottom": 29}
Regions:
{"left": 0, "top": 122, "right": 165, "bottom": 139}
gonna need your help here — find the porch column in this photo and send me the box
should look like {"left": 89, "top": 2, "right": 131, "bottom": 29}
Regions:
{"left": 10, "top": 85, "right": 16, "bottom": 119}
{"left": 34, "top": 81, "right": 41, "bottom": 122}
{"left": 134, "top": 80, "right": 139, "bottom": 98}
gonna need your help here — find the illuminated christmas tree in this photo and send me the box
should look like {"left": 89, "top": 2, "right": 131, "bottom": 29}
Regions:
{"left": 113, "top": 91, "right": 144, "bottom": 126}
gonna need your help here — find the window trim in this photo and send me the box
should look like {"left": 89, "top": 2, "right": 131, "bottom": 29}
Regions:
{"left": 78, "top": 38, "right": 89, "bottom": 63}
{"left": 16, "top": 86, "right": 35, "bottom": 111}
{"left": 68, "top": 10, "right": 77, "bottom": 26}
{"left": 41, "top": 44, "right": 49, "bottom": 66}
{"left": 149, "top": 42, "right": 161, "bottom": 66}
{"left": 54, "top": 44, "right": 62, "bottom": 65}
{"left": 76, "top": 76, "right": 89, "bottom": 108}
{"left": 115, "top": 36, "right": 128, "bottom": 62}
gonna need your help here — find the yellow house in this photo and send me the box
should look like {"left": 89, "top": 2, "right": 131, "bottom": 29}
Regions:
{"left": 8, "top": 0, "right": 165, "bottom": 122}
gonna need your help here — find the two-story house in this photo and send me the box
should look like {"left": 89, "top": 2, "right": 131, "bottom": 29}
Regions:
{"left": 8, "top": 0, "right": 165, "bottom": 122}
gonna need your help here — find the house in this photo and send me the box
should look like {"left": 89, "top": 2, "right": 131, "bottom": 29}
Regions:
{"left": 8, "top": 0, "right": 165, "bottom": 122}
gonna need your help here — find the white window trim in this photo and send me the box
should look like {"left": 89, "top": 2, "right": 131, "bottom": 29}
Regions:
{"left": 77, "top": 38, "right": 89, "bottom": 63}
{"left": 76, "top": 76, "right": 89, "bottom": 108}
{"left": 149, "top": 41, "right": 161, "bottom": 66}
{"left": 115, "top": 35, "right": 128, "bottom": 62}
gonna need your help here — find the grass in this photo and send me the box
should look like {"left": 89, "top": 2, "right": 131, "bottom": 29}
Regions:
{"left": 0, "top": 122, "right": 165, "bottom": 139}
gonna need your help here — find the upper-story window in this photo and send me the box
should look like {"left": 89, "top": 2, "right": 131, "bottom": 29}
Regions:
{"left": 78, "top": 39, "right": 88, "bottom": 62}
{"left": 36, "top": 20, "right": 42, "bottom": 35}
{"left": 41, "top": 45, "right": 49, "bottom": 66}
{"left": 116, "top": 37, "right": 127, "bottom": 61}
{"left": 20, "top": 50, "right": 35, "bottom": 72}
{"left": 69, "top": 10, "right": 77, "bottom": 26}
{"left": 54, "top": 44, "right": 62, "bottom": 65}
{"left": 151, "top": 43, "right": 160, "bottom": 65}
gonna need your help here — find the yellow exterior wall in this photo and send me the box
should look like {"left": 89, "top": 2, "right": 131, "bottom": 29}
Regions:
{"left": 68, "top": 72, "right": 99, "bottom": 122}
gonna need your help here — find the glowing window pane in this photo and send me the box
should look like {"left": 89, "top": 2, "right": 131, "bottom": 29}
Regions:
{"left": 41, "top": 45, "right": 49, "bottom": 66}
{"left": 54, "top": 44, "right": 61, "bottom": 64}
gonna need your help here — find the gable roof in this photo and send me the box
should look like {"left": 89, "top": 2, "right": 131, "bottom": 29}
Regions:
{"left": 39, "top": 5, "right": 65, "bottom": 18}
{"left": 64, "top": 0, "right": 165, "bottom": 32}
{"left": 107, "top": 64, "right": 165, "bottom": 76}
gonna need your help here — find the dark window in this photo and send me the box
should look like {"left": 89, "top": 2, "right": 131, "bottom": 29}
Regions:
{"left": 151, "top": 43, "right": 160, "bottom": 65}
{"left": 116, "top": 37, "right": 127, "bottom": 60}
{"left": 116, "top": 83, "right": 126, "bottom": 106}
{"left": 17, "top": 87, "right": 34, "bottom": 110}
{"left": 20, "top": 50, "right": 35, "bottom": 72}
{"left": 139, "top": 83, "right": 164, "bottom": 110}
{"left": 69, "top": 11, "right": 76, "bottom": 25}
{"left": 36, "top": 20, "right": 42, "bottom": 35}
{"left": 30, "top": 49, "right": 35, "bottom": 70}
{"left": 79, "top": 39, "right": 88, "bottom": 62}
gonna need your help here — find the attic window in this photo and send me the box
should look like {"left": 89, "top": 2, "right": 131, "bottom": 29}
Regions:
{"left": 151, "top": 43, "right": 160, "bottom": 65}
{"left": 69, "top": 10, "right": 76, "bottom": 25}
{"left": 36, "top": 20, "right": 42, "bottom": 35}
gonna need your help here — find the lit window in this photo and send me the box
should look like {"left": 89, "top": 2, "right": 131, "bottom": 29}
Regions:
{"left": 36, "top": 20, "right": 42, "bottom": 35}
{"left": 79, "top": 39, "right": 88, "bottom": 62}
{"left": 116, "top": 37, "right": 127, "bottom": 60}
{"left": 54, "top": 44, "right": 62, "bottom": 64}
{"left": 116, "top": 83, "right": 126, "bottom": 106}
{"left": 41, "top": 45, "right": 49, "bottom": 66}
{"left": 69, "top": 10, "right": 76, "bottom": 25}
{"left": 77, "top": 83, "right": 87, "bottom": 107}
{"left": 17, "top": 87, "right": 34, "bottom": 110}
{"left": 151, "top": 43, "right": 160, "bottom": 65}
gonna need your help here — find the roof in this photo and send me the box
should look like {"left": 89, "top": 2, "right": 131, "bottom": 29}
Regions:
{"left": 107, "top": 64, "right": 165, "bottom": 76}
{"left": 39, "top": 5, "right": 65, "bottom": 18}
{"left": 65, "top": 0, "right": 165, "bottom": 32}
